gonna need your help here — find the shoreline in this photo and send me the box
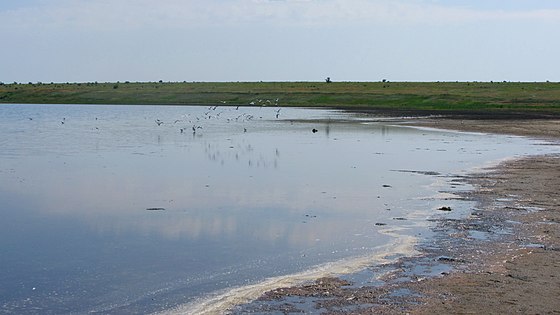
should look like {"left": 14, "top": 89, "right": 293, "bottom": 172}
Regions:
{"left": 397, "top": 118, "right": 560, "bottom": 314}
{"left": 3, "top": 82, "right": 560, "bottom": 118}
{"left": 233, "top": 117, "right": 560, "bottom": 314}
{"left": 401, "top": 118, "right": 560, "bottom": 140}
{"left": 407, "top": 153, "right": 560, "bottom": 314}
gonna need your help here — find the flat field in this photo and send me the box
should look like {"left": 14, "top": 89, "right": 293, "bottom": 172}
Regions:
{"left": 1, "top": 81, "right": 560, "bottom": 117}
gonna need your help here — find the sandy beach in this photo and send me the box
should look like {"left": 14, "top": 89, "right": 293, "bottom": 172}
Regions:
{"left": 240, "top": 118, "right": 560, "bottom": 314}
{"left": 396, "top": 119, "right": 560, "bottom": 314}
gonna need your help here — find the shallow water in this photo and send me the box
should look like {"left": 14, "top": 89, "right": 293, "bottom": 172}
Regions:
{"left": 0, "top": 104, "right": 557, "bottom": 314}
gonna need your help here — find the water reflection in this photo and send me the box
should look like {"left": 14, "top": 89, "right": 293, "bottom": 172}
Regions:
{"left": 1, "top": 104, "right": 558, "bottom": 313}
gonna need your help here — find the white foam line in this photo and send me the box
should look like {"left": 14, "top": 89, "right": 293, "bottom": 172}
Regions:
{"left": 393, "top": 124, "right": 490, "bottom": 136}
{"left": 155, "top": 235, "right": 418, "bottom": 315}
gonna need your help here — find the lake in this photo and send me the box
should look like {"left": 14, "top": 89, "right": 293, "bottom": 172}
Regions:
{"left": 0, "top": 104, "right": 557, "bottom": 314}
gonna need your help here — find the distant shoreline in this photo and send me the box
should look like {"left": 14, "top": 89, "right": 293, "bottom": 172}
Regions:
{"left": 2, "top": 81, "right": 560, "bottom": 118}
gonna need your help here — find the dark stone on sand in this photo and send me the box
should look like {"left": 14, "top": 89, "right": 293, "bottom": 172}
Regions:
{"left": 259, "top": 277, "right": 352, "bottom": 300}
{"left": 312, "top": 128, "right": 318, "bottom": 133}
{"left": 391, "top": 169, "right": 442, "bottom": 176}
{"left": 146, "top": 207, "right": 165, "bottom": 211}
{"left": 437, "top": 256, "right": 466, "bottom": 263}
{"left": 375, "top": 223, "right": 387, "bottom": 226}
{"left": 382, "top": 184, "right": 392, "bottom": 188}
{"left": 438, "top": 206, "right": 452, "bottom": 211}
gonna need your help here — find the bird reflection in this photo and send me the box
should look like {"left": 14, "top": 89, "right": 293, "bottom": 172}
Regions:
{"left": 202, "top": 138, "right": 281, "bottom": 169}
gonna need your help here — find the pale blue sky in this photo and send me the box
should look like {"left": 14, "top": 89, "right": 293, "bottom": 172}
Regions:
{"left": 1, "top": 0, "right": 559, "bottom": 83}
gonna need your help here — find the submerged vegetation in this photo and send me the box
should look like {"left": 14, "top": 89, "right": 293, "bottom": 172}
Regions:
{"left": 1, "top": 81, "right": 560, "bottom": 116}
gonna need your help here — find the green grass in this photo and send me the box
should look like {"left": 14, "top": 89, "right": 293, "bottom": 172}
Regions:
{"left": 1, "top": 81, "right": 560, "bottom": 115}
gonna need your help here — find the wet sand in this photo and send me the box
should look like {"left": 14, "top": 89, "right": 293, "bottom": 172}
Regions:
{"left": 395, "top": 118, "right": 560, "bottom": 314}
{"left": 405, "top": 118, "right": 560, "bottom": 139}
{"left": 239, "top": 118, "right": 560, "bottom": 314}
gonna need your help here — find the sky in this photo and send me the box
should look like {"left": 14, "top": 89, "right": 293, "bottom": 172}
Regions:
{"left": 1, "top": 0, "right": 559, "bottom": 83}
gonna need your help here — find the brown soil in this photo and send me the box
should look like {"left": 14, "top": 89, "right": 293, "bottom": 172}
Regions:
{"left": 238, "top": 118, "right": 560, "bottom": 315}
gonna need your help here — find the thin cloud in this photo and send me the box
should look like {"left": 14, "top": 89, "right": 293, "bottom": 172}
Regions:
{"left": 2, "top": 0, "right": 560, "bottom": 31}
{"left": 1, "top": 0, "right": 559, "bottom": 83}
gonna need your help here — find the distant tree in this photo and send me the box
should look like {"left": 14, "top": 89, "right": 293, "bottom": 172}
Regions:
{"left": 325, "top": 77, "right": 332, "bottom": 83}
{"left": 382, "top": 79, "right": 387, "bottom": 83}
{"left": 159, "top": 80, "right": 163, "bottom": 83}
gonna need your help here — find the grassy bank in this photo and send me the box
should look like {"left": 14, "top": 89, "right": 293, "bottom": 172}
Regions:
{"left": 1, "top": 81, "right": 560, "bottom": 116}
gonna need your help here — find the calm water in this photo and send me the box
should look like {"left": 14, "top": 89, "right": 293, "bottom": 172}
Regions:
{"left": 0, "top": 104, "right": 557, "bottom": 314}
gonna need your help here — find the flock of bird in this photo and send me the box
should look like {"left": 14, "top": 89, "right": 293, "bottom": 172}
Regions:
{"left": 47, "top": 99, "right": 324, "bottom": 137}
{"left": 149, "top": 100, "right": 285, "bottom": 135}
